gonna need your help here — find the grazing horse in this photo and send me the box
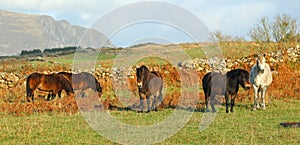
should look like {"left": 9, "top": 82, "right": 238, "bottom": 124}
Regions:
{"left": 56, "top": 72, "right": 102, "bottom": 98}
{"left": 26, "top": 72, "right": 74, "bottom": 102}
{"left": 136, "top": 65, "right": 163, "bottom": 113}
{"left": 250, "top": 54, "right": 272, "bottom": 110}
{"left": 202, "top": 69, "right": 251, "bottom": 113}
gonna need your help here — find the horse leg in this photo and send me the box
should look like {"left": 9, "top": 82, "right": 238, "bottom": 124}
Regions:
{"left": 146, "top": 95, "right": 151, "bottom": 113}
{"left": 52, "top": 92, "right": 57, "bottom": 100}
{"left": 138, "top": 93, "right": 144, "bottom": 113}
{"left": 205, "top": 92, "right": 210, "bottom": 112}
{"left": 257, "top": 88, "right": 262, "bottom": 109}
{"left": 31, "top": 94, "right": 34, "bottom": 102}
{"left": 230, "top": 94, "right": 237, "bottom": 113}
{"left": 152, "top": 94, "right": 158, "bottom": 112}
{"left": 47, "top": 91, "right": 52, "bottom": 100}
{"left": 79, "top": 90, "right": 85, "bottom": 98}
{"left": 225, "top": 93, "right": 230, "bottom": 113}
{"left": 158, "top": 90, "right": 163, "bottom": 103}
{"left": 28, "top": 92, "right": 34, "bottom": 102}
{"left": 29, "top": 90, "right": 35, "bottom": 102}
{"left": 252, "top": 85, "right": 259, "bottom": 111}
{"left": 210, "top": 93, "right": 216, "bottom": 113}
{"left": 58, "top": 90, "right": 62, "bottom": 99}
{"left": 26, "top": 90, "right": 33, "bottom": 102}
{"left": 261, "top": 87, "right": 267, "bottom": 110}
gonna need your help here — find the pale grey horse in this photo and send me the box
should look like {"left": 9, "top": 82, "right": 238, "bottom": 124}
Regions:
{"left": 250, "top": 54, "right": 272, "bottom": 110}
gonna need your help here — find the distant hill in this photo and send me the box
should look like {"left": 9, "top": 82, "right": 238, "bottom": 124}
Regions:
{"left": 0, "top": 10, "right": 114, "bottom": 56}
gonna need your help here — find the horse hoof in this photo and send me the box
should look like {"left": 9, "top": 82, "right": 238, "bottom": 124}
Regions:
{"left": 252, "top": 108, "right": 257, "bottom": 111}
{"left": 137, "top": 111, "right": 143, "bottom": 113}
{"left": 146, "top": 111, "right": 150, "bottom": 113}
{"left": 262, "top": 107, "right": 266, "bottom": 110}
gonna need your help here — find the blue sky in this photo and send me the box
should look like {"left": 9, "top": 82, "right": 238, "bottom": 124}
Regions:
{"left": 0, "top": 0, "right": 299, "bottom": 47}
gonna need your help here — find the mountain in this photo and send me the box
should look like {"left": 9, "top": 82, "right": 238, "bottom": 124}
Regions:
{"left": 0, "top": 10, "right": 114, "bottom": 56}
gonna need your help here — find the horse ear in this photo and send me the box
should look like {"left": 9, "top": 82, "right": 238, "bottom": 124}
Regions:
{"left": 263, "top": 53, "right": 266, "bottom": 57}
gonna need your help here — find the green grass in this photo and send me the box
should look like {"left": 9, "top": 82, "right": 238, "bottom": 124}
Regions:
{"left": 48, "top": 52, "right": 117, "bottom": 64}
{"left": 185, "top": 47, "right": 207, "bottom": 59}
{"left": 0, "top": 112, "right": 114, "bottom": 144}
{"left": 1, "top": 100, "right": 299, "bottom": 144}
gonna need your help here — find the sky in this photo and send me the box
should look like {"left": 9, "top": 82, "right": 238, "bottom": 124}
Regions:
{"left": 0, "top": 0, "right": 300, "bottom": 47}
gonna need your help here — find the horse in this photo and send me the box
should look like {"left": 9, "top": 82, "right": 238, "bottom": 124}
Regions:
{"left": 202, "top": 69, "right": 251, "bottom": 113}
{"left": 26, "top": 72, "right": 74, "bottom": 102}
{"left": 250, "top": 54, "right": 272, "bottom": 111}
{"left": 136, "top": 65, "right": 163, "bottom": 113}
{"left": 55, "top": 72, "right": 102, "bottom": 99}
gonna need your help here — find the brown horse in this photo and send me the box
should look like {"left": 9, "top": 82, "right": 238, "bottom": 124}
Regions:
{"left": 26, "top": 72, "right": 74, "bottom": 102}
{"left": 55, "top": 72, "right": 102, "bottom": 98}
{"left": 136, "top": 65, "right": 163, "bottom": 113}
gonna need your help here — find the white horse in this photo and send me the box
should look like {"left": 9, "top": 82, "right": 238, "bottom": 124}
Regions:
{"left": 250, "top": 54, "right": 272, "bottom": 110}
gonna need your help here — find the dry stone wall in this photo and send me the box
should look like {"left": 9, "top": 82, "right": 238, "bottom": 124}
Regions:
{"left": 0, "top": 47, "right": 299, "bottom": 89}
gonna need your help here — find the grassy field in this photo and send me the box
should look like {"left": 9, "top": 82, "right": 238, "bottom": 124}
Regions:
{"left": 0, "top": 43, "right": 299, "bottom": 144}
{"left": 0, "top": 100, "right": 299, "bottom": 144}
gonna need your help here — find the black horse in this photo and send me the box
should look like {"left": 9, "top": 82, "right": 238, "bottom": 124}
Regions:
{"left": 136, "top": 65, "right": 163, "bottom": 113}
{"left": 202, "top": 69, "right": 251, "bottom": 113}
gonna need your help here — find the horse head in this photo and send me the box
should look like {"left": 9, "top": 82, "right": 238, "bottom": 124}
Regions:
{"left": 238, "top": 69, "right": 251, "bottom": 90}
{"left": 136, "top": 65, "right": 150, "bottom": 88}
{"left": 58, "top": 74, "right": 74, "bottom": 95}
{"left": 256, "top": 54, "right": 266, "bottom": 73}
{"left": 82, "top": 72, "right": 103, "bottom": 96}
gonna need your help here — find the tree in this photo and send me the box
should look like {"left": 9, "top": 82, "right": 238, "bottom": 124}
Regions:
{"left": 209, "top": 31, "right": 245, "bottom": 43}
{"left": 249, "top": 17, "right": 272, "bottom": 42}
{"left": 249, "top": 13, "right": 300, "bottom": 48}
{"left": 272, "top": 14, "right": 299, "bottom": 43}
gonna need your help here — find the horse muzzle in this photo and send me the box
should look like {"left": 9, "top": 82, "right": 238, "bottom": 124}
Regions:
{"left": 137, "top": 82, "right": 143, "bottom": 88}
{"left": 245, "top": 84, "right": 251, "bottom": 90}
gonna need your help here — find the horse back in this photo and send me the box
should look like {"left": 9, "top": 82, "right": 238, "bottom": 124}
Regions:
{"left": 150, "top": 71, "right": 162, "bottom": 79}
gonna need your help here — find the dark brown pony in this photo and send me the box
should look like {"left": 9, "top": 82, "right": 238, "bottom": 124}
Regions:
{"left": 202, "top": 69, "right": 251, "bottom": 113}
{"left": 26, "top": 72, "right": 74, "bottom": 102}
{"left": 136, "top": 65, "right": 163, "bottom": 113}
{"left": 56, "top": 72, "right": 102, "bottom": 98}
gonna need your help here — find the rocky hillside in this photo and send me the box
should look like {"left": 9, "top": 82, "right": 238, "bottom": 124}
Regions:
{"left": 0, "top": 10, "right": 114, "bottom": 56}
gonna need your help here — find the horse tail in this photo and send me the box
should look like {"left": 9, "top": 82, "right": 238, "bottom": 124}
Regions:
{"left": 95, "top": 78, "right": 102, "bottom": 94}
{"left": 25, "top": 73, "right": 41, "bottom": 102}
{"left": 25, "top": 74, "right": 32, "bottom": 101}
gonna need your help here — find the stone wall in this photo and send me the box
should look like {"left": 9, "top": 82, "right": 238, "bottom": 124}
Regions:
{"left": 0, "top": 47, "right": 299, "bottom": 89}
